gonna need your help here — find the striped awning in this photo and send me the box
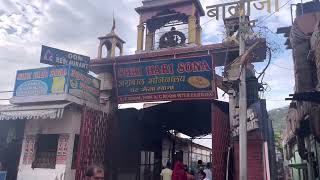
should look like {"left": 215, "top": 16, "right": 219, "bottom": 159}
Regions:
{"left": 0, "top": 102, "right": 72, "bottom": 120}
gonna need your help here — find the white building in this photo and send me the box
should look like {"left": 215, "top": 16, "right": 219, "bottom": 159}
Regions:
{"left": 0, "top": 101, "right": 103, "bottom": 180}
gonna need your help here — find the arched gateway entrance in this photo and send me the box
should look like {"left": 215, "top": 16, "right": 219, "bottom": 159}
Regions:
{"left": 78, "top": 50, "right": 234, "bottom": 180}
{"left": 74, "top": 1, "right": 267, "bottom": 179}
{"left": 79, "top": 41, "right": 265, "bottom": 180}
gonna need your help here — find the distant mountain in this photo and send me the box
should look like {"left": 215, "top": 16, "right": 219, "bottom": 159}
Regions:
{"left": 268, "top": 106, "right": 289, "bottom": 135}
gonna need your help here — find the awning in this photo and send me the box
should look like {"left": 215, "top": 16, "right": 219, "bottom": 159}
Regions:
{"left": 286, "top": 91, "right": 320, "bottom": 103}
{"left": 288, "top": 163, "right": 307, "bottom": 169}
{"left": 0, "top": 102, "right": 72, "bottom": 120}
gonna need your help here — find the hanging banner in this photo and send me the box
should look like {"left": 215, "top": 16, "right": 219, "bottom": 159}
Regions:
{"left": 115, "top": 55, "right": 216, "bottom": 104}
{"left": 40, "top": 45, "right": 90, "bottom": 72}
{"left": 13, "top": 65, "right": 100, "bottom": 104}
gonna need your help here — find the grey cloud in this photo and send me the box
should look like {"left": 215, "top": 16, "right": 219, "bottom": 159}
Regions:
{"left": 0, "top": 0, "right": 19, "bottom": 14}
{"left": 0, "top": 10, "right": 5, "bottom": 16}
{"left": 15, "top": 2, "right": 27, "bottom": 12}
{"left": 3, "top": 26, "right": 17, "bottom": 34}
{"left": 35, "top": 0, "right": 140, "bottom": 57}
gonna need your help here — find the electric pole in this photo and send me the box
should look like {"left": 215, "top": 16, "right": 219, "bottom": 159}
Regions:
{"left": 239, "top": 0, "right": 248, "bottom": 179}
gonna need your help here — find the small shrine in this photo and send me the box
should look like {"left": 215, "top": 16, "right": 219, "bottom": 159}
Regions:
{"left": 97, "top": 18, "right": 125, "bottom": 58}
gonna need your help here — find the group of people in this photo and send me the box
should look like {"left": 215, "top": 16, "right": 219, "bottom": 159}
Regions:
{"left": 85, "top": 161, "right": 213, "bottom": 180}
{"left": 160, "top": 161, "right": 212, "bottom": 180}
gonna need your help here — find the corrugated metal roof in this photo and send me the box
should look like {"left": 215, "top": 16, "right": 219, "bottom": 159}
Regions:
{"left": 0, "top": 102, "right": 72, "bottom": 120}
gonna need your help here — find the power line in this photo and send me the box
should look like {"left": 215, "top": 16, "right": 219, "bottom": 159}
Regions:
{"left": 0, "top": 91, "right": 13, "bottom": 93}
{"left": 270, "top": 62, "right": 294, "bottom": 70}
{"left": 257, "top": 0, "right": 294, "bottom": 26}
{"left": 265, "top": 99, "right": 289, "bottom": 101}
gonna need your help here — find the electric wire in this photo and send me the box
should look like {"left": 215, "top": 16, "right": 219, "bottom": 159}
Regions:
{"left": 270, "top": 62, "right": 294, "bottom": 70}
{"left": 0, "top": 91, "right": 13, "bottom": 93}
{"left": 256, "top": 46, "right": 272, "bottom": 79}
{"left": 256, "top": 0, "right": 295, "bottom": 26}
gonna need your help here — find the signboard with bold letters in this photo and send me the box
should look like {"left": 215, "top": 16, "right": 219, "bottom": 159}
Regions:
{"left": 232, "top": 100, "right": 262, "bottom": 137}
{"left": 114, "top": 55, "right": 216, "bottom": 104}
{"left": 13, "top": 65, "right": 100, "bottom": 104}
{"left": 40, "top": 45, "right": 90, "bottom": 72}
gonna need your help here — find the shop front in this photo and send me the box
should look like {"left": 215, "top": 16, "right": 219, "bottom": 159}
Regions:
{"left": 0, "top": 102, "right": 79, "bottom": 180}
{"left": 0, "top": 111, "right": 25, "bottom": 180}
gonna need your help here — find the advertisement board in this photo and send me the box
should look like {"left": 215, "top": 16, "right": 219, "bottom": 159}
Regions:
{"left": 115, "top": 55, "right": 216, "bottom": 103}
{"left": 40, "top": 45, "right": 90, "bottom": 72}
{"left": 13, "top": 65, "right": 100, "bottom": 104}
{"left": 232, "top": 100, "right": 263, "bottom": 137}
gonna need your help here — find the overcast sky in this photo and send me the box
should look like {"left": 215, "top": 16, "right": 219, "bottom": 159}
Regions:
{"left": 0, "top": 0, "right": 302, "bottom": 111}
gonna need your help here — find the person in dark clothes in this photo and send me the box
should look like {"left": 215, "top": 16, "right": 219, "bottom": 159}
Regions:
{"left": 86, "top": 164, "right": 104, "bottom": 180}
{"left": 199, "top": 170, "right": 209, "bottom": 180}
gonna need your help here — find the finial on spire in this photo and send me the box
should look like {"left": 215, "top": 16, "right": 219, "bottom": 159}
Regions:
{"left": 111, "top": 9, "right": 115, "bottom": 32}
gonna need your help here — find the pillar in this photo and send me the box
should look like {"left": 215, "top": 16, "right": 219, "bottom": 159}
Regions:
{"left": 98, "top": 42, "right": 103, "bottom": 59}
{"left": 119, "top": 44, "right": 124, "bottom": 56}
{"left": 110, "top": 39, "right": 116, "bottom": 58}
{"left": 145, "top": 31, "right": 154, "bottom": 50}
{"left": 196, "top": 25, "right": 202, "bottom": 45}
{"left": 137, "top": 24, "right": 145, "bottom": 51}
{"left": 188, "top": 15, "right": 197, "bottom": 44}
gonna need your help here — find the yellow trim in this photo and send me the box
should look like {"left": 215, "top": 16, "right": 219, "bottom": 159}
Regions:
{"left": 137, "top": 24, "right": 145, "bottom": 51}
{"left": 188, "top": 16, "right": 197, "bottom": 44}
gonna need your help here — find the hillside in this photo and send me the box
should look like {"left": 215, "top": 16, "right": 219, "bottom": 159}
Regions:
{"left": 268, "top": 106, "right": 288, "bottom": 135}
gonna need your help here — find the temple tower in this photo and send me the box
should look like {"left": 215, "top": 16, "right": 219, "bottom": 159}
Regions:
{"left": 135, "top": 0, "right": 205, "bottom": 52}
{"left": 96, "top": 18, "right": 125, "bottom": 105}
{"left": 97, "top": 18, "right": 125, "bottom": 58}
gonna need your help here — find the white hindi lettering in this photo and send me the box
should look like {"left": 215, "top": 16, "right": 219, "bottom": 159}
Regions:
{"left": 252, "top": 0, "right": 271, "bottom": 13}
{"left": 206, "top": 0, "right": 280, "bottom": 20}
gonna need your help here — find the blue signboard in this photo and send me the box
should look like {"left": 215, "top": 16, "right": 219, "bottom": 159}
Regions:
{"left": 115, "top": 55, "right": 216, "bottom": 103}
{"left": 13, "top": 65, "right": 100, "bottom": 104}
{"left": 67, "top": 67, "right": 101, "bottom": 104}
{"left": 0, "top": 171, "right": 6, "bottom": 180}
{"left": 40, "top": 45, "right": 90, "bottom": 72}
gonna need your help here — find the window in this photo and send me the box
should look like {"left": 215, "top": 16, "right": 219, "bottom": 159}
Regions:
{"left": 32, "top": 134, "right": 59, "bottom": 169}
{"left": 71, "top": 135, "right": 79, "bottom": 169}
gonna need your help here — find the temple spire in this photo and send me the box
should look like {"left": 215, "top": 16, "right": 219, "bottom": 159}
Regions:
{"left": 97, "top": 10, "right": 125, "bottom": 59}
{"left": 111, "top": 10, "right": 115, "bottom": 33}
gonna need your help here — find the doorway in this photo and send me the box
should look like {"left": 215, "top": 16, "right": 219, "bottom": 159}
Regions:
{"left": 0, "top": 120, "right": 25, "bottom": 180}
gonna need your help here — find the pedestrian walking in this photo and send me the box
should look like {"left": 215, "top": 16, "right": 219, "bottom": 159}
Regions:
{"left": 203, "top": 163, "right": 212, "bottom": 180}
{"left": 195, "top": 160, "right": 204, "bottom": 180}
{"left": 172, "top": 161, "right": 187, "bottom": 180}
{"left": 199, "top": 170, "right": 209, "bottom": 180}
{"left": 160, "top": 161, "right": 173, "bottom": 180}
{"left": 184, "top": 165, "right": 195, "bottom": 180}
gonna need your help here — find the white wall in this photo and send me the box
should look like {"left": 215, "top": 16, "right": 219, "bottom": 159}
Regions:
{"left": 17, "top": 106, "right": 81, "bottom": 180}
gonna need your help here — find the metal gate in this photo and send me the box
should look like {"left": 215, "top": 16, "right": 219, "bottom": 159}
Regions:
{"left": 212, "top": 103, "right": 230, "bottom": 180}
{"left": 75, "top": 107, "right": 109, "bottom": 180}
